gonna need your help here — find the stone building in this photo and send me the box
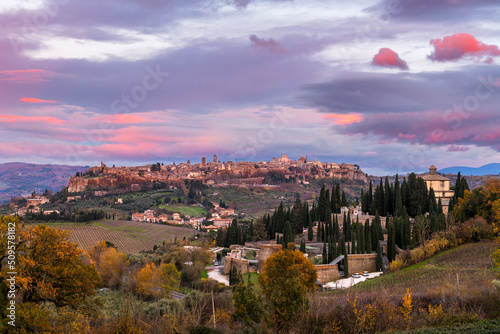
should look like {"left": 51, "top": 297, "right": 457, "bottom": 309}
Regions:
{"left": 421, "top": 165, "right": 454, "bottom": 214}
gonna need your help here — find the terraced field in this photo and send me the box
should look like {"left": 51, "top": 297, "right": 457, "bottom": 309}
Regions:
{"left": 50, "top": 220, "right": 196, "bottom": 254}
{"left": 58, "top": 225, "right": 157, "bottom": 254}
{"left": 96, "top": 220, "right": 196, "bottom": 242}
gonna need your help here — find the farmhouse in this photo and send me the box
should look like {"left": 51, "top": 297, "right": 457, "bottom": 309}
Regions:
{"left": 421, "top": 165, "right": 454, "bottom": 214}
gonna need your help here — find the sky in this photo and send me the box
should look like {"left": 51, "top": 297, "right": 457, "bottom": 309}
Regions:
{"left": 1, "top": 0, "right": 500, "bottom": 175}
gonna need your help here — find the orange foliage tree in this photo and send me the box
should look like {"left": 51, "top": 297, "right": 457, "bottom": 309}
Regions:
{"left": 258, "top": 245, "right": 317, "bottom": 330}
{"left": 88, "top": 241, "right": 129, "bottom": 288}
{"left": 135, "top": 262, "right": 180, "bottom": 299}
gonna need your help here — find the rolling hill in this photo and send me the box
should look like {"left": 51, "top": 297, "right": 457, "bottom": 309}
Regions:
{"left": 0, "top": 162, "right": 87, "bottom": 203}
{"left": 439, "top": 163, "right": 500, "bottom": 176}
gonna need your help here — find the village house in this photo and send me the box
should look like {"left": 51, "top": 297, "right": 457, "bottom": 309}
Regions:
{"left": 213, "top": 218, "right": 232, "bottom": 229}
{"left": 421, "top": 165, "right": 455, "bottom": 215}
{"left": 26, "top": 195, "right": 50, "bottom": 207}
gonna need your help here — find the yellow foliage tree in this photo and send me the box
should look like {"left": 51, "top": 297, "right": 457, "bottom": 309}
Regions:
{"left": 18, "top": 224, "right": 99, "bottom": 309}
{"left": 492, "top": 223, "right": 500, "bottom": 278}
{"left": 258, "top": 247, "right": 317, "bottom": 330}
{"left": 159, "top": 263, "right": 181, "bottom": 296}
{"left": 1, "top": 217, "right": 99, "bottom": 331}
{"left": 135, "top": 262, "right": 180, "bottom": 299}
{"left": 98, "top": 247, "right": 129, "bottom": 289}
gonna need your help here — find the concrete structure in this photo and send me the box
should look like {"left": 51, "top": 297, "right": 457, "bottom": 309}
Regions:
{"left": 421, "top": 165, "right": 454, "bottom": 214}
{"left": 224, "top": 257, "right": 251, "bottom": 275}
{"left": 315, "top": 264, "right": 341, "bottom": 283}
{"left": 347, "top": 254, "right": 377, "bottom": 275}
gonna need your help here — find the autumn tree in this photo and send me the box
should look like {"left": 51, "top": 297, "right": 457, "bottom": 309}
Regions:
{"left": 16, "top": 224, "right": 99, "bottom": 309}
{"left": 258, "top": 247, "right": 317, "bottom": 330}
{"left": 88, "top": 241, "right": 129, "bottom": 289}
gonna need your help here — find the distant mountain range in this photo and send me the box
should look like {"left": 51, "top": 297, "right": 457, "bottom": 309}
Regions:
{"left": 439, "top": 163, "right": 500, "bottom": 176}
{"left": 0, "top": 163, "right": 87, "bottom": 203}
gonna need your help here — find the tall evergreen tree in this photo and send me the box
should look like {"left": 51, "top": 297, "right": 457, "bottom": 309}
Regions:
{"left": 300, "top": 238, "right": 306, "bottom": 253}
{"left": 344, "top": 253, "right": 349, "bottom": 277}
{"left": 376, "top": 240, "right": 383, "bottom": 271}
{"left": 394, "top": 174, "right": 403, "bottom": 217}
{"left": 335, "top": 184, "right": 341, "bottom": 213}
{"left": 428, "top": 188, "right": 438, "bottom": 213}
{"left": 384, "top": 176, "right": 392, "bottom": 216}
{"left": 322, "top": 240, "right": 327, "bottom": 264}
{"left": 368, "top": 180, "right": 374, "bottom": 215}
{"left": 307, "top": 214, "right": 313, "bottom": 241}
{"left": 341, "top": 191, "right": 348, "bottom": 207}
{"left": 318, "top": 185, "right": 327, "bottom": 222}
{"left": 282, "top": 221, "right": 294, "bottom": 250}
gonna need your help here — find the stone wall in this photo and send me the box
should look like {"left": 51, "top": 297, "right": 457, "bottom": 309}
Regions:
{"left": 315, "top": 264, "right": 340, "bottom": 283}
{"left": 347, "top": 254, "right": 377, "bottom": 275}
{"left": 224, "top": 257, "right": 250, "bottom": 275}
{"left": 257, "top": 244, "right": 282, "bottom": 272}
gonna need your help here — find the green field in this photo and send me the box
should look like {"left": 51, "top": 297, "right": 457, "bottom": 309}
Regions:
{"left": 158, "top": 204, "right": 207, "bottom": 217}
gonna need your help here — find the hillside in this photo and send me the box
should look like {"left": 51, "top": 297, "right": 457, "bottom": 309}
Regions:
{"left": 0, "top": 162, "right": 86, "bottom": 203}
{"left": 439, "top": 163, "right": 500, "bottom": 176}
{"left": 31, "top": 220, "right": 196, "bottom": 254}
{"left": 351, "top": 240, "right": 498, "bottom": 295}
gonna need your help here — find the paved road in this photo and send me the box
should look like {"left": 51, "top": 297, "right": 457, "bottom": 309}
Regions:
{"left": 206, "top": 265, "right": 229, "bottom": 286}
{"left": 324, "top": 272, "right": 383, "bottom": 290}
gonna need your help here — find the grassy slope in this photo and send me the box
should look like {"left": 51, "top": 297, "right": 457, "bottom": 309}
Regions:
{"left": 158, "top": 204, "right": 207, "bottom": 217}
{"left": 350, "top": 240, "right": 499, "bottom": 296}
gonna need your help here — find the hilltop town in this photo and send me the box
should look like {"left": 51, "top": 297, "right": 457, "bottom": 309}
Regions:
{"left": 67, "top": 154, "right": 368, "bottom": 193}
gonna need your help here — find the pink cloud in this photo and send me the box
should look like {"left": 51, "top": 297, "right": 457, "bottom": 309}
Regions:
{"left": 448, "top": 145, "right": 469, "bottom": 152}
{"left": 428, "top": 33, "right": 500, "bottom": 62}
{"left": 96, "top": 114, "right": 156, "bottom": 124}
{"left": 0, "top": 115, "right": 67, "bottom": 126}
{"left": 0, "top": 69, "right": 62, "bottom": 83}
{"left": 249, "top": 35, "right": 286, "bottom": 54}
{"left": 20, "top": 98, "right": 57, "bottom": 104}
{"left": 323, "top": 113, "right": 364, "bottom": 125}
{"left": 371, "top": 48, "right": 409, "bottom": 70}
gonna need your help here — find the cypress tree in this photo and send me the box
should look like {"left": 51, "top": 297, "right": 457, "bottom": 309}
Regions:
{"left": 368, "top": 180, "right": 374, "bottom": 215}
{"left": 366, "top": 227, "right": 372, "bottom": 254}
{"left": 328, "top": 239, "right": 334, "bottom": 263}
{"left": 346, "top": 211, "right": 351, "bottom": 241}
{"left": 331, "top": 185, "right": 337, "bottom": 214}
{"left": 322, "top": 240, "right": 327, "bottom": 264}
{"left": 282, "top": 221, "right": 293, "bottom": 250}
{"left": 387, "top": 219, "right": 393, "bottom": 262}
{"left": 384, "top": 176, "right": 392, "bottom": 216}
{"left": 344, "top": 253, "right": 349, "bottom": 277}
{"left": 300, "top": 238, "right": 306, "bottom": 253}
{"left": 376, "top": 240, "right": 383, "bottom": 271}
{"left": 302, "top": 202, "right": 309, "bottom": 228}
{"left": 342, "top": 191, "right": 348, "bottom": 207}
{"left": 335, "top": 184, "right": 341, "bottom": 213}
{"left": 276, "top": 202, "right": 285, "bottom": 233}
{"left": 429, "top": 188, "right": 437, "bottom": 214}
{"left": 351, "top": 236, "right": 355, "bottom": 254}
{"left": 437, "top": 198, "right": 443, "bottom": 214}
{"left": 318, "top": 185, "right": 327, "bottom": 222}
{"left": 334, "top": 214, "right": 340, "bottom": 237}
{"left": 359, "top": 223, "right": 365, "bottom": 254}
{"left": 307, "top": 214, "right": 313, "bottom": 241}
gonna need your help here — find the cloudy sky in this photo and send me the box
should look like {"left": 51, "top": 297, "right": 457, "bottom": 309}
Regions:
{"left": 2, "top": 0, "right": 500, "bottom": 175}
